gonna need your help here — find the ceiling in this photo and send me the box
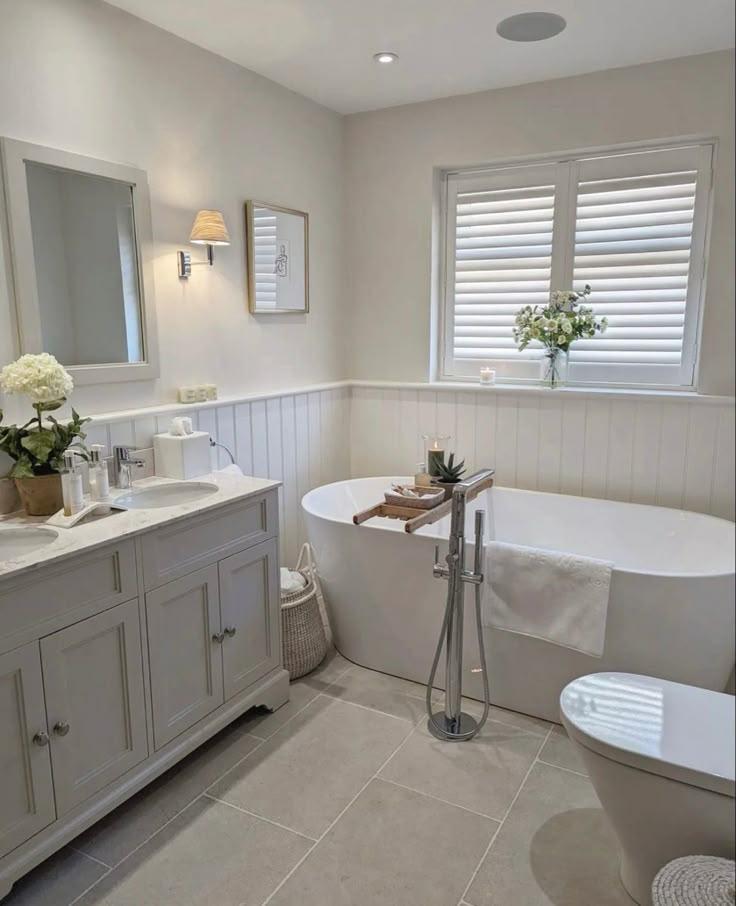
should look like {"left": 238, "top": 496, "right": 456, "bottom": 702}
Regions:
{"left": 104, "top": 0, "right": 735, "bottom": 114}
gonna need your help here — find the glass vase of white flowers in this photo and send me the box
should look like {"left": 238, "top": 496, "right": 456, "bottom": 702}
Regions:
{"left": 0, "top": 353, "right": 89, "bottom": 515}
{"left": 512, "top": 285, "right": 608, "bottom": 389}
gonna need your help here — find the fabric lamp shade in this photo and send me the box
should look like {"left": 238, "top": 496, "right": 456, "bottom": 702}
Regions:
{"left": 189, "top": 210, "right": 230, "bottom": 246}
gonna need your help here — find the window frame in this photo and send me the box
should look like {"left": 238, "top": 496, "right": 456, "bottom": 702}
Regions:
{"left": 438, "top": 138, "right": 716, "bottom": 390}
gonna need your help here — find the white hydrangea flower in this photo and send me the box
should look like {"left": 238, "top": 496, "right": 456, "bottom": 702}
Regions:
{"left": 0, "top": 353, "right": 73, "bottom": 403}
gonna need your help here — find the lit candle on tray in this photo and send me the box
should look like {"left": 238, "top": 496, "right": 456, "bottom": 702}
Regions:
{"left": 427, "top": 439, "right": 445, "bottom": 477}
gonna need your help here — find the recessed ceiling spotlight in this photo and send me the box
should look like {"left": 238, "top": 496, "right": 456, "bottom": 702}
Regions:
{"left": 374, "top": 52, "right": 399, "bottom": 64}
{"left": 496, "top": 12, "right": 567, "bottom": 42}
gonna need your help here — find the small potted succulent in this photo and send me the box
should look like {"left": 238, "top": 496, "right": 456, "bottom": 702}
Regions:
{"left": 432, "top": 452, "right": 466, "bottom": 500}
{"left": 0, "top": 353, "right": 89, "bottom": 516}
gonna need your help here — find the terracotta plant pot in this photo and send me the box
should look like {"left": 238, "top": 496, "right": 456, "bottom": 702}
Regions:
{"left": 14, "top": 473, "right": 64, "bottom": 516}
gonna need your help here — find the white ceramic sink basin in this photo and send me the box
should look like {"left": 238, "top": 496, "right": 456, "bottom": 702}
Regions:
{"left": 115, "top": 481, "right": 219, "bottom": 510}
{"left": 0, "top": 526, "right": 59, "bottom": 558}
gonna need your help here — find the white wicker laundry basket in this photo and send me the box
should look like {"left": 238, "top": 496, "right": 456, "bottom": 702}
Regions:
{"left": 280, "top": 543, "right": 328, "bottom": 679}
{"left": 652, "top": 856, "right": 736, "bottom": 906}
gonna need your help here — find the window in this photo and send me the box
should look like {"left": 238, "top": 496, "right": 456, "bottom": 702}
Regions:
{"left": 440, "top": 142, "right": 714, "bottom": 387}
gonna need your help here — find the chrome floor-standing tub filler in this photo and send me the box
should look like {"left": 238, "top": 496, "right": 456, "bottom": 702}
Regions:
{"left": 426, "top": 469, "right": 495, "bottom": 741}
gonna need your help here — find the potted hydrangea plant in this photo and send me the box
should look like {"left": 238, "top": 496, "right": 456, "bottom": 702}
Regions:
{"left": 0, "top": 353, "right": 89, "bottom": 515}
{"left": 513, "top": 285, "right": 608, "bottom": 388}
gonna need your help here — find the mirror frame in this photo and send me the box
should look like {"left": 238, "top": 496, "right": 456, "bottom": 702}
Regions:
{"left": 245, "top": 200, "right": 309, "bottom": 315}
{"left": 0, "top": 138, "right": 159, "bottom": 384}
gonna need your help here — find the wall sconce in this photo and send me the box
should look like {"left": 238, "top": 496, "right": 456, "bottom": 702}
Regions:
{"left": 177, "top": 209, "right": 230, "bottom": 278}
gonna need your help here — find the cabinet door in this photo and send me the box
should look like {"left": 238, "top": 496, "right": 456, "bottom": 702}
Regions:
{"left": 219, "top": 539, "right": 280, "bottom": 700}
{"left": 145, "top": 565, "right": 224, "bottom": 750}
{"left": 40, "top": 599, "right": 148, "bottom": 816}
{"left": 0, "top": 642, "right": 55, "bottom": 859}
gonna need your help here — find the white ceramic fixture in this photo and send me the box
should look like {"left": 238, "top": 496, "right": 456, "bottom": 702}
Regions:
{"left": 560, "top": 672, "right": 736, "bottom": 905}
{"left": 302, "top": 477, "right": 735, "bottom": 721}
{"left": 115, "top": 481, "right": 218, "bottom": 509}
{"left": 0, "top": 527, "right": 58, "bottom": 559}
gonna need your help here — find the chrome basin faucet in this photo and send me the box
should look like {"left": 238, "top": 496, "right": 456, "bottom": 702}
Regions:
{"left": 113, "top": 445, "right": 145, "bottom": 489}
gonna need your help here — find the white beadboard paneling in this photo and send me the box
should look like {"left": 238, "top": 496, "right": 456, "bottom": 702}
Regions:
{"left": 294, "top": 393, "right": 311, "bottom": 543}
{"left": 683, "top": 404, "right": 720, "bottom": 514}
{"left": 605, "top": 401, "right": 636, "bottom": 503}
{"left": 656, "top": 404, "right": 689, "bottom": 510}
{"left": 436, "top": 391, "right": 457, "bottom": 447}
{"left": 307, "top": 392, "right": 322, "bottom": 489}
{"left": 108, "top": 421, "right": 134, "bottom": 450}
{"left": 214, "top": 406, "right": 236, "bottom": 469}
{"left": 398, "top": 388, "right": 421, "bottom": 475}
{"left": 250, "top": 400, "right": 268, "bottom": 478}
{"left": 474, "top": 393, "right": 497, "bottom": 477}
{"left": 495, "top": 396, "right": 519, "bottom": 487}
{"left": 133, "top": 416, "right": 156, "bottom": 449}
{"left": 85, "top": 423, "right": 110, "bottom": 450}
{"left": 560, "top": 398, "right": 586, "bottom": 497}
{"left": 234, "top": 403, "right": 253, "bottom": 476}
{"left": 537, "top": 396, "right": 562, "bottom": 494}
{"left": 280, "top": 395, "right": 299, "bottom": 565}
{"left": 516, "top": 396, "right": 540, "bottom": 491}
{"left": 712, "top": 406, "right": 736, "bottom": 521}
{"left": 582, "top": 399, "right": 611, "bottom": 500}
{"left": 455, "top": 393, "right": 478, "bottom": 476}
{"left": 630, "top": 402, "right": 662, "bottom": 506}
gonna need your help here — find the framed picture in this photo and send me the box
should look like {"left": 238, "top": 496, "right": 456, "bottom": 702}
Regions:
{"left": 245, "top": 200, "right": 309, "bottom": 313}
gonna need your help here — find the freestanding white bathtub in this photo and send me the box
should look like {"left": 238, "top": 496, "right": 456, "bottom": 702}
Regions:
{"left": 303, "top": 477, "right": 736, "bottom": 722}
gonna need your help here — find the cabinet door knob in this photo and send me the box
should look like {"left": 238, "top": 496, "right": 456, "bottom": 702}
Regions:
{"left": 212, "top": 631, "right": 225, "bottom": 644}
{"left": 33, "top": 731, "right": 49, "bottom": 747}
{"left": 224, "top": 625, "right": 237, "bottom": 637}
{"left": 53, "top": 721, "right": 71, "bottom": 737}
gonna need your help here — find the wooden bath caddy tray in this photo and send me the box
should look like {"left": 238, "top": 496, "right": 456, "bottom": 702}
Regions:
{"left": 352, "top": 475, "right": 494, "bottom": 534}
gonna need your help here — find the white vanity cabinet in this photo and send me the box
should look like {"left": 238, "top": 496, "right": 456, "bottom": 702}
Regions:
{"left": 0, "top": 643, "right": 56, "bottom": 860}
{"left": 0, "top": 486, "right": 288, "bottom": 901}
{"left": 39, "top": 600, "right": 148, "bottom": 816}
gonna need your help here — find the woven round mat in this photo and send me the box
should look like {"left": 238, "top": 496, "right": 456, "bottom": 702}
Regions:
{"left": 652, "top": 856, "right": 736, "bottom": 906}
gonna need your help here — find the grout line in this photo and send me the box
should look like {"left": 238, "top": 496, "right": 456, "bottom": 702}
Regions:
{"left": 536, "top": 758, "right": 588, "bottom": 779}
{"left": 376, "top": 777, "right": 502, "bottom": 824}
{"left": 69, "top": 846, "right": 111, "bottom": 870}
{"left": 458, "top": 726, "right": 553, "bottom": 906}
{"left": 318, "top": 692, "right": 425, "bottom": 725}
{"left": 259, "top": 711, "right": 421, "bottom": 906}
{"left": 202, "top": 793, "right": 319, "bottom": 842}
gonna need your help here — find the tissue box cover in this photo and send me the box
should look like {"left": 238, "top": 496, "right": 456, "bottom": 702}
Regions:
{"left": 154, "top": 431, "right": 211, "bottom": 479}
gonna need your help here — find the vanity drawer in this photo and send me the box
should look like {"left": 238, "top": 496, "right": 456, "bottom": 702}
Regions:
{"left": 140, "top": 492, "right": 278, "bottom": 591}
{"left": 0, "top": 541, "right": 137, "bottom": 654}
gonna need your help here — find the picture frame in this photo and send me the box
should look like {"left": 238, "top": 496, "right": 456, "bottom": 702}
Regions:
{"left": 245, "top": 200, "right": 309, "bottom": 314}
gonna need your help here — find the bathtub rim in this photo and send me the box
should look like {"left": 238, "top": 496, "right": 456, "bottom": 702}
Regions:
{"left": 302, "top": 477, "right": 736, "bottom": 581}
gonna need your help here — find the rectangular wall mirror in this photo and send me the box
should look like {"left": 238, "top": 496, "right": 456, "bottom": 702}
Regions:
{"left": 0, "top": 138, "right": 159, "bottom": 384}
{"left": 246, "top": 201, "right": 309, "bottom": 314}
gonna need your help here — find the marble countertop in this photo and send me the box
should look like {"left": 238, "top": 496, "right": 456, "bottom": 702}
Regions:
{"left": 0, "top": 472, "right": 281, "bottom": 583}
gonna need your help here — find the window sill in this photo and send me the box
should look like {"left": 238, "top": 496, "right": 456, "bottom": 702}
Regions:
{"left": 352, "top": 380, "right": 735, "bottom": 405}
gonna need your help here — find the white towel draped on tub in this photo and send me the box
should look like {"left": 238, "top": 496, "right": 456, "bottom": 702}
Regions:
{"left": 482, "top": 541, "right": 613, "bottom": 657}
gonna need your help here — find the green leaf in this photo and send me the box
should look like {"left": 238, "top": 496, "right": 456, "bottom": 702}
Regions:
{"left": 20, "top": 430, "right": 56, "bottom": 462}
{"left": 9, "top": 456, "right": 35, "bottom": 479}
{"left": 36, "top": 398, "right": 65, "bottom": 413}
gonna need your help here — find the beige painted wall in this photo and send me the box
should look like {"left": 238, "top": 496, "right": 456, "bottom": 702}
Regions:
{"left": 0, "top": 0, "right": 345, "bottom": 420}
{"left": 344, "top": 51, "right": 735, "bottom": 396}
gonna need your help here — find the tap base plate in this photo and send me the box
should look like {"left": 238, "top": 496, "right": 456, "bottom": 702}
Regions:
{"left": 427, "top": 711, "right": 479, "bottom": 741}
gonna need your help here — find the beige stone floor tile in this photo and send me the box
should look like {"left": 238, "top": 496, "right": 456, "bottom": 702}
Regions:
{"left": 209, "top": 696, "right": 412, "bottom": 838}
{"left": 323, "top": 663, "right": 439, "bottom": 723}
{"left": 1, "top": 847, "right": 106, "bottom": 906}
{"left": 465, "top": 762, "right": 635, "bottom": 906}
{"left": 538, "top": 724, "right": 588, "bottom": 775}
{"left": 380, "top": 717, "right": 544, "bottom": 819}
{"left": 268, "top": 778, "right": 497, "bottom": 906}
{"left": 75, "top": 797, "right": 312, "bottom": 906}
{"left": 74, "top": 719, "right": 260, "bottom": 867}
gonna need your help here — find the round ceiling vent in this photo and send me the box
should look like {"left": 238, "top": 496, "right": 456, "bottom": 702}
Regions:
{"left": 496, "top": 12, "right": 567, "bottom": 42}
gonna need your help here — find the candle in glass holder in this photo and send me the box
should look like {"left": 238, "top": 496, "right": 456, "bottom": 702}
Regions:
{"left": 480, "top": 367, "right": 496, "bottom": 386}
{"left": 427, "top": 440, "right": 445, "bottom": 477}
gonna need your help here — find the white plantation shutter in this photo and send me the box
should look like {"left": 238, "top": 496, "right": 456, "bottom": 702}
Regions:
{"left": 442, "top": 143, "right": 713, "bottom": 387}
{"left": 569, "top": 146, "right": 711, "bottom": 386}
{"left": 444, "top": 164, "right": 559, "bottom": 380}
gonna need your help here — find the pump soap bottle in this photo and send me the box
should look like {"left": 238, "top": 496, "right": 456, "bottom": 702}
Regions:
{"left": 89, "top": 445, "right": 112, "bottom": 513}
{"left": 61, "top": 451, "right": 84, "bottom": 517}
